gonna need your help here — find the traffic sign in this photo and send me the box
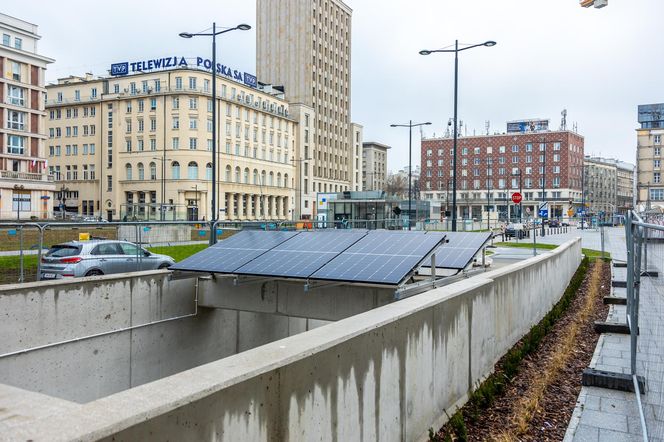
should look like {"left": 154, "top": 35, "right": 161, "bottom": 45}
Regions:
{"left": 538, "top": 202, "right": 547, "bottom": 210}
{"left": 539, "top": 209, "right": 548, "bottom": 217}
{"left": 511, "top": 192, "right": 522, "bottom": 204}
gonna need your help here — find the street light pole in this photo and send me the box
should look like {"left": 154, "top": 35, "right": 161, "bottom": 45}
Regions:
{"left": 541, "top": 139, "right": 546, "bottom": 236}
{"left": 390, "top": 121, "right": 431, "bottom": 230}
{"left": 420, "top": 40, "right": 496, "bottom": 231}
{"left": 180, "top": 22, "right": 251, "bottom": 244}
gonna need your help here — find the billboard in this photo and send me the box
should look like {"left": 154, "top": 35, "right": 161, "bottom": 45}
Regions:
{"left": 506, "top": 119, "right": 549, "bottom": 133}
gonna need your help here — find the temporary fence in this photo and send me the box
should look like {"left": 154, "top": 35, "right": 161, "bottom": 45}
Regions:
{"left": 625, "top": 211, "right": 664, "bottom": 441}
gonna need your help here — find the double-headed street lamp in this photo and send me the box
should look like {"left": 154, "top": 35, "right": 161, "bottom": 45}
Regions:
{"left": 180, "top": 22, "right": 251, "bottom": 244}
{"left": 390, "top": 121, "right": 431, "bottom": 230}
{"left": 420, "top": 40, "right": 496, "bottom": 231}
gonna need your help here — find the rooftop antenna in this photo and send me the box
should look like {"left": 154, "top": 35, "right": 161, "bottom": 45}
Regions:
{"left": 485, "top": 120, "right": 490, "bottom": 135}
{"left": 560, "top": 109, "right": 567, "bottom": 131}
{"left": 445, "top": 118, "right": 452, "bottom": 138}
{"left": 573, "top": 122, "right": 578, "bottom": 133}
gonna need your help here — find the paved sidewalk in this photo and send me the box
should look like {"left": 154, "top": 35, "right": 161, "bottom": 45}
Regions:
{"left": 536, "top": 227, "right": 664, "bottom": 441}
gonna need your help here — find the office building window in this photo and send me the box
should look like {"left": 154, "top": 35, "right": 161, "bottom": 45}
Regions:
{"left": 172, "top": 137, "right": 179, "bottom": 150}
{"left": 188, "top": 161, "right": 198, "bottom": 179}
{"left": 189, "top": 138, "right": 197, "bottom": 149}
{"left": 14, "top": 37, "right": 22, "bottom": 50}
{"left": 2, "top": 34, "right": 9, "bottom": 46}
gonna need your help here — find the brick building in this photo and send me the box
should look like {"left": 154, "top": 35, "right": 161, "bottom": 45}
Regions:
{"left": 420, "top": 120, "right": 585, "bottom": 221}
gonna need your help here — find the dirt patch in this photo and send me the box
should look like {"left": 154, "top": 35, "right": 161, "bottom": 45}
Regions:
{"left": 432, "top": 259, "right": 610, "bottom": 441}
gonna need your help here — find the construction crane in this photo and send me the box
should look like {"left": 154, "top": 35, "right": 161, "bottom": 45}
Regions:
{"left": 580, "top": 0, "right": 607, "bottom": 8}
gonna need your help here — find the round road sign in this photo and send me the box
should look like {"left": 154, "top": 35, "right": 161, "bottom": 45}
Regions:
{"left": 511, "top": 192, "right": 522, "bottom": 204}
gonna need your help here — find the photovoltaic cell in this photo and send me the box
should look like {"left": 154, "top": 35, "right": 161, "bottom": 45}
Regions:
{"left": 311, "top": 231, "right": 446, "bottom": 285}
{"left": 170, "top": 230, "right": 299, "bottom": 273}
{"left": 235, "top": 230, "right": 368, "bottom": 278}
{"left": 423, "top": 231, "right": 492, "bottom": 270}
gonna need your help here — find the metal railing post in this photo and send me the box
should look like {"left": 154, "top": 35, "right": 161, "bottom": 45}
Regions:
{"left": 18, "top": 225, "right": 24, "bottom": 283}
{"left": 625, "top": 212, "right": 635, "bottom": 374}
{"left": 36, "top": 224, "right": 45, "bottom": 281}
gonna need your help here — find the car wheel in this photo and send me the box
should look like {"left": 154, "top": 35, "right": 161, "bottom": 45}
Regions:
{"left": 85, "top": 269, "right": 104, "bottom": 277}
{"left": 158, "top": 263, "right": 171, "bottom": 270}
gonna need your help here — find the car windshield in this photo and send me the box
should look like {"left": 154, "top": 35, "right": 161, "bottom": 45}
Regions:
{"left": 46, "top": 245, "right": 81, "bottom": 257}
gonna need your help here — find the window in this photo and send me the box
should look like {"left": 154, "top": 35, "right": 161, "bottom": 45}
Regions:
{"left": 150, "top": 118, "right": 156, "bottom": 132}
{"left": 461, "top": 147, "right": 468, "bottom": 155}
{"left": 150, "top": 98, "right": 157, "bottom": 110}
{"left": 189, "top": 118, "right": 197, "bottom": 129}
{"left": 175, "top": 77, "right": 183, "bottom": 90}
{"left": 189, "top": 97, "right": 198, "bottom": 110}
{"left": 655, "top": 147, "right": 661, "bottom": 156}
{"left": 552, "top": 177, "right": 561, "bottom": 188}
{"left": 150, "top": 139, "right": 156, "bottom": 151}
{"left": 138, "top": 100, "right": 145, "bottom": 112}
{"left": 553, "top": 165, "right": 561, "bottom": 174}
{"left": 14, "top": 37, "right": 22, "bottom": 50}
{"left": 2, "top": 34, "right": 9, "bottom": 46}
{"left": 150, "top": 162, "right": 157, "bottom": 180}
{"left": 654, "top": 135, "right": 661, "bottom": 145}
{"left": 655, "top": 172, "right": 661, "bottom": 184}
{"left": 206, "top": 163, "right": 213, "bottom": 180}
{"left": 172, "top": 97, "right": 179, "bottom": 109}
{"left": 525, "top": 143, "right": 533, "bottom": 152}
{"left": 553, "top": 142, "right": 561, "bottom": 151}
{"left": 137, "top": 163, "right": 144, "bottom": 180}
{"left": 172, "top": 137, "right": 179, "bottom": 150}
{"left": 107, "top": 175, "right": 112, "bottom": 191}
{"left": 512, "top": 156, "right": 518, "bottom": 164}
{"left": 7, "top": 135, "right": 25, "bottom": 154}
{"left": 74, "top": 90, "right": 81, "bottom": 101}
{"left": 137, "top": 139, "right": 144, "bottom": 151}
{"left": 225, "top": 165, "right": 231, "bottom": 181}
{"left": 154, "top": 80, "right": 161, "bottom": 92}
{"left": 189, "top": 138, "right": 197, "bottom": 149}
{"left": 172, "top": 117, "right": 179, "bottom": 129}
{"left": 7, "top": 110, "right": 26, "bottom": 130}
{"left": 189, "top": 77, "right": 197, "bottom": 90}
{"left": 172, "top": 161, "right": 181, "bottom": 179}
{"left": 8, "top": 86, "right": 25, "bottom": 106}
{"left": 655, "top": 159, "right": 661, "bottom": 169}
{"left": 12, "top": 191, "right": 30, "bottom": 212}
{"left": 553, "top": 154, "right": 560, "bottom": 162}
{"left": 126, "top": 163, "right": 133, "bottom": 180}
{"left": 11, "top": 61, "right": 21, "bottom": 81}
{"left": 512, "top": 145, "right": 519, "bottom": 152}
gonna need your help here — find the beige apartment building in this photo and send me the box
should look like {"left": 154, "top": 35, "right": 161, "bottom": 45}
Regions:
{"left": 46, "top": 68, "right": 299, "bottom": 221}
{"left": 362, "top": 141, "right": 390, "bottom": 191}
{"left": 257, "top": 0, "right": 363, "bottom": 219}
{"left": 636, "top": 103, "right": 664, "bottom": 210}
{"left": 0, "top": 13, "right": 55, "bottom": 220}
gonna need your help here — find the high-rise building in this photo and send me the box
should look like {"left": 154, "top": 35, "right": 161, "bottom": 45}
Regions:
{"left": 257, "top": 0, "right": 362, "bottom": 220}
{"left": 636, "top": 103, "right": 664, "bottom": 210}
{"left": 420, "top": 119, "right": 585, "bottom": 222}
{"left": 46, "top": 68, "right": 298, "bottom": 222}
{"left": 362, "top": 142, "right": 390, "bottom": 191}
{"left": 0, "top": 13, "right": 55, "bottom": 220}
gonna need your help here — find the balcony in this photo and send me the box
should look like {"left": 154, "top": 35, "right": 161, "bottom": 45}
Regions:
{"left": 0, "top": 170, "right": 55, "bottom": 182}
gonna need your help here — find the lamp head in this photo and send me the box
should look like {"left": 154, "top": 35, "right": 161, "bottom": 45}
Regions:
{"left": 390, "top": 124, "right": 397, "bottom": 127}
{"left": 484, "top": 41, "right": 497, "bottom": 47}
{"left": 424, "top": 122, "right": 432, "bottom": 125}
{"left": 237, "top": 24, "right": 252, "bottom": 31}
{"left": 419, "top": 49, "right": 432, "bottom": 56}
{"left": 179, "top": 32, "right": 193, "bottom": 39}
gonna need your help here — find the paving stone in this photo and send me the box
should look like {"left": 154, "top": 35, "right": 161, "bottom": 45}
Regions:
{"left": 579, "top": 410, "right": 628, "bottom": 432}
{"left": 599, "top": 428, "right": 643, "bottom": 441}
{"left": 571, "top": 424, "right": 599, "bottom": 442}
{"left": 599, "top": 397, "right": 640, "bottom": 416}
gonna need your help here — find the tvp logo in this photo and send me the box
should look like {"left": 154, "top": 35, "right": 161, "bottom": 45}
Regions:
{"left": 111, "top": 62, "right": 129, "bottom": 76}
{"left": 243, "top": 73, "right": 257, "bottom": 88}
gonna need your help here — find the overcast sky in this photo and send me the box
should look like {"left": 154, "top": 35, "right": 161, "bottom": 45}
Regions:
{"left": 8, "top": 0, "right": 664, "bottom": 171}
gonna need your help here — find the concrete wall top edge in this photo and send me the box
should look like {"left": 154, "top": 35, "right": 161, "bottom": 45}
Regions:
{"left": 0, "top": 269, "right": 171, "bottom": 293}
{"left": 5, "top": 238, "right": 583, "bottom": 440}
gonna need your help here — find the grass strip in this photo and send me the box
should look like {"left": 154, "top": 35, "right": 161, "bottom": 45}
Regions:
{"left": 430, "top": 256, "right": 591, "bottom": 442}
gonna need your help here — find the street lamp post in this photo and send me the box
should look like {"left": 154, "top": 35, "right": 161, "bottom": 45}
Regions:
{"left": 152, "top": 157, "right": 172, "bottom": 220}
{"left": 180, "top": 22, "right": 251, "bottom": 244}
{"left": 191, "top": 184, "right": 199, "bottom": 221}
{"left": 420, "top": 40, "right": 496, "bottom": 231}
{"left": 390, "top": 121, "right": 431, "bottom": 230}
{"left": 512, "top": 168, "right": 522, "bottom": 223}
{"left": 541, "top": 138, "right": 546, "bottom": 236}
{"left": 13, "top": 184, "right": 25, "bottom": 221}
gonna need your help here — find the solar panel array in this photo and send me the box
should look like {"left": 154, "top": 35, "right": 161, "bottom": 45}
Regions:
{"left": 423, "top": 231, "right": 492, "bottom": 270}
{"left": 235, "top": 230, "right": 367, "bottom": 278}
{"left": 171, "top": 229, "right": 446, "bottom": 286}
{"left": 172, "top": 231, "right": 298, "bottom": 273}
{"left": 311, "top": 231, "right": 446, "bottom": 285}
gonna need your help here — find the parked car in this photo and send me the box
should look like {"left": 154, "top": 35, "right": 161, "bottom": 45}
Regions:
{"left": 549, "top": 219, "right": 560, "bottom": 228}
{"left": 39, "top": 240, "right": 175, "bottom": 280}
{"left": 504, "top": 223, "right": 527, "bottom": 239}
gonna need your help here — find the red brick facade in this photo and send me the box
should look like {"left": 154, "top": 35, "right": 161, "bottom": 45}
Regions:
{"left": 420, "top": 130, "right": 585, "bottom": 218}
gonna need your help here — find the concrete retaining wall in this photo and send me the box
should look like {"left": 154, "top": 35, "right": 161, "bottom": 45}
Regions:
{"left": 0, "top": 272, "right": 329, "bottom": 404}
{"left": 4, "top": 238, "right": 582, "bottom": 441}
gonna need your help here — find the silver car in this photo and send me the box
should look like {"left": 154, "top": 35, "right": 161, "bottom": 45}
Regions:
{"left": 39, "top": 240, "right": 175, "bottom": 280}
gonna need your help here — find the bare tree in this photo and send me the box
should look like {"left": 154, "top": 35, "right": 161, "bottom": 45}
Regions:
{"left": 385, "top": 173, "right": 408, "bottom": 198}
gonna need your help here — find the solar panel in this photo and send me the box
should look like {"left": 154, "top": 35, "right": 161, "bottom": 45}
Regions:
{"left": 423, "top": 231, "right": 492, "bottom": 270}
{"left": 170, "top": 230, "right": 299, "bottom": 273}
{"left": 235, "top": 230, "right": 368, "bottom": 278}
{"left": 311, "top": 231, "right": 446, "bottom": 285}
